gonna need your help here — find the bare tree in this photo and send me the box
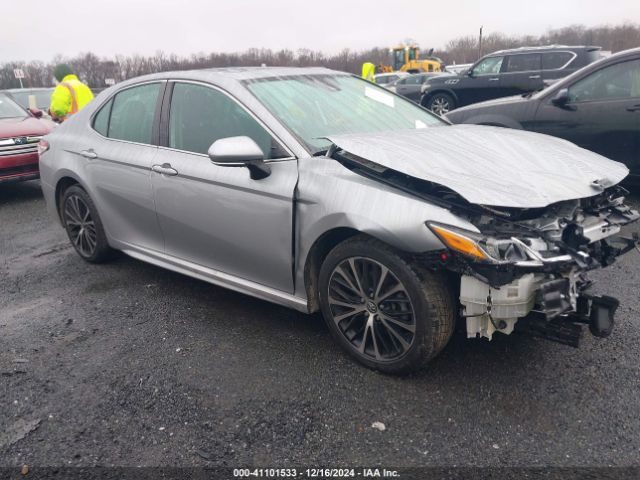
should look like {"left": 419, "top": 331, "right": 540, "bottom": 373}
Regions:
{"left": 1, "top": 22, "right": 638, "bottom": 89}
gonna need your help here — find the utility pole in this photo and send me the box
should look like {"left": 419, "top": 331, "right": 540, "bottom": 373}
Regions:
{"left": 478, "top": 26, "right": 483, "bottom": 59}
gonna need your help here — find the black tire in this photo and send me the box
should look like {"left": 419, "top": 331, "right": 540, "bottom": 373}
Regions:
{"left": 60, "top": 185, "right": 113, "bottom": 263}
{"left": 318, "top": 235, "right": 455, "bottom": 374}
{"left": 425, "top": 92, "right": 456, "bottom": 116}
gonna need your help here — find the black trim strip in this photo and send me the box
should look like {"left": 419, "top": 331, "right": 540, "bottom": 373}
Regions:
{"left": 158, "top": 82, "right": 174, "bottom": 148}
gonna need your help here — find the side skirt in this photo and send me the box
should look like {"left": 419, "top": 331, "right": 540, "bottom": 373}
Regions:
{"left": 117, "top": 243, "right": 310, "bottom": 314}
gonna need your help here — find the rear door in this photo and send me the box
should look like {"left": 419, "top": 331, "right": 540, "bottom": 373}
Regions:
{"left": 533, "top": 58, "right": 640, "bottom": 169}
{"left": 151, "top": 81, "right": 299, "bottom": 292}
{"left": 395, "top": 75, "right": 423, "bottom": 102}
{"left": 75, "top": 81, "right": 166, "bottom": 252}
{"left": 501, "top": 53, "right": 542, "bottom": 96}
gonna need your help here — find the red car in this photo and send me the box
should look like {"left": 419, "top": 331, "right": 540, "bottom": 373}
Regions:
{"left": 0, "top": 92, "right": 54, "bottom": 183}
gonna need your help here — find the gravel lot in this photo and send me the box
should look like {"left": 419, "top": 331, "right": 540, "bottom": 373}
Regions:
{"left": 1, "top": 180, "right": 639, "bottom": 469}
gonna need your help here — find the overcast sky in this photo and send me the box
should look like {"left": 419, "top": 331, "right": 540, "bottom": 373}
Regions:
{"left": 1, "top": 0, "right": 638, "bottom": 62}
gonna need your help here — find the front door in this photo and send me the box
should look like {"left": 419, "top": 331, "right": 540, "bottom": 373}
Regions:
{"left": 151, "top": 81, "right": 298, "bottom": 293}
{"left": 533, "top": 58, "right": 640, "bottom": 169}
{"left": 457, "top": 55, "right": 505, "bottom": 106}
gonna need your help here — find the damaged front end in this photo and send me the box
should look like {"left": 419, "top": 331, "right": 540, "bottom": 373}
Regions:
{"left": 426, "top": 186, "right": 639, "bottom": 347}
{"left": 330, "top": 144, "right": 639, "bottom": 348}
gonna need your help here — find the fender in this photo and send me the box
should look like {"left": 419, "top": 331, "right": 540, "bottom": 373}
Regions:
{"left": 293, "top": 158, "right": 479, "bottom": 300}
{"left": 421, "top": 87, "right": 460, "bottom": 107}
{"left": 42, "top": 168, "right": 88, "bottom": 226}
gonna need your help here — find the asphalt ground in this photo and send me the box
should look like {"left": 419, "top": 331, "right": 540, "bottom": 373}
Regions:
{"left": 1, "top": 180, "right": 639, "bottom": 470}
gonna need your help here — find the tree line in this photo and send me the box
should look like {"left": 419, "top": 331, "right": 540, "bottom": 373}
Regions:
{"left": 1, "top": 23, "right": 638, "bottom": 90}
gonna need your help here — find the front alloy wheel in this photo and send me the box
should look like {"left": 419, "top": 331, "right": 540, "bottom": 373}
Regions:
{"left": 328, "top": 258, "right": 416, "bottom": 361}
{"left": 318, "top": 235, "right": 455, "bottom": 374}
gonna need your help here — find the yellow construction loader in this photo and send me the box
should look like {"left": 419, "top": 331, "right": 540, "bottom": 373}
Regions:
{"left": 378, "top": 45, "right": 443, "bottom": 73}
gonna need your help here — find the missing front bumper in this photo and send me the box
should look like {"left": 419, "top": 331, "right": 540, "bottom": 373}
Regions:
{"left": 515, "top": 294, "right": 619, "bottom": 347}
{"left": 461, "top": 272, "right": 621, "bottom": 347}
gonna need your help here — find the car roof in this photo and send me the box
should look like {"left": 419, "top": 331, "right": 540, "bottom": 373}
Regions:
{"left": 120, "top": 66, "right": 346, "bottom": 85}
{"left": 102, "top": 67, "right": 355, "bottom": 106}
{"left": 486, "top": 45, "right": 601, "bottom": 57}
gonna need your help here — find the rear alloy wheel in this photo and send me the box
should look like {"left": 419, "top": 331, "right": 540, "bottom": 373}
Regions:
{"left": 61, "top": 185, "right": 113, "bottom": 263}
{"left": 319, "top": 235, "right": 455, "bottom": 374}
{"left": 427, "top": 93, "right": 455, "bottom": 116}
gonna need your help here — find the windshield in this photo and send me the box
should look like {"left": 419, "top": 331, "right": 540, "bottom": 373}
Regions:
{"left": 245, "top": 74, "right": 445, "bottom": 153}
{"left": 0, "top": 94, "right": 28, "bottom": 119}
{"left": 10, "top": 89, "right": 53, "bottom": 109}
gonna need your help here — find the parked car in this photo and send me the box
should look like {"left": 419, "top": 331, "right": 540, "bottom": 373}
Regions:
{"left": 445, "top": 47, "right": 640, "bottom": 184}
{"left": 0, "top": 93, "right": 53, "bottom": 183}
{"left": 421, "top": 45, "right": 603, "bottom": 115}
{"left": 3, "top": 87, "right": 55, "bottom": 112}
{"left": 373, "top": 72, "right": 409, "bottom": 89}
{"left": 394, "top": 72, "right": 448, "bottom": 102}
{"left": 39, "top": 67, "right": 639, "bottom": 373}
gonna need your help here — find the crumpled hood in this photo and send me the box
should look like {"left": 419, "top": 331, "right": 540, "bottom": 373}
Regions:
{"left": 326, "top": 125, "right": 629, "bottom": 208}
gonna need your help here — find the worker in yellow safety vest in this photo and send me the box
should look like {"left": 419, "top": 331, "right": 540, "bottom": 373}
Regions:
{"left": 361, "top": 62, "right": 376, "bottom": 83}
{"left": 49, "top": 64, "right": 94, "bottom": 122}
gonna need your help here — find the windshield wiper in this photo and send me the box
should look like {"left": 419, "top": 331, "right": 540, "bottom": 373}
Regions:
{"left": 313, "top": 144, "right": 339, "bottom": 158}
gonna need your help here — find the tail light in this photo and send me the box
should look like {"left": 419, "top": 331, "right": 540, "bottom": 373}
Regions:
{"left": 37, "top": 139, "right": 50, "bottom": 156}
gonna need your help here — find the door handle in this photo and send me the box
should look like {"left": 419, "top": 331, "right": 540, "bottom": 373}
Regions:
{"left": 151, "top": 163, "right": 178, "bottom": 176}
{"left": 529, "top": 75, "right": 541, "bottom": 79}
{"left": 626, "top": 105, "right": 640, "bottom": 112}
{"left": 488, "top": 78, "right": 499, "bottom": 82}
{"left": 80, "top": 149, "right": 98, "bottom": 160}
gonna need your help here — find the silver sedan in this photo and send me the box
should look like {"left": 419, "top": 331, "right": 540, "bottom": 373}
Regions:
{"left": 39, "top": 67, "right": 639, "bottom": 373}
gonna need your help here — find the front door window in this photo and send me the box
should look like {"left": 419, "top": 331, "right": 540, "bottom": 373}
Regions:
{"left": 472, "top": 56, "right": 504, "bottom": 76}
{"left": 569, "top": 59, "right": 640, "bottom": 102}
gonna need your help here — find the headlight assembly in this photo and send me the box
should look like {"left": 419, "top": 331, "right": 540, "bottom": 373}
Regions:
{"left": 427, "top": 223, "right": 529, "bottom": 264}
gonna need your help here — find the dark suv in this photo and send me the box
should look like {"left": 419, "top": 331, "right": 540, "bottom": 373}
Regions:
{"left": 421, "top": 45, "right": 603, "bottom": 115}
{"left": 445, "top": 48, "right": 640, "bottom": 184}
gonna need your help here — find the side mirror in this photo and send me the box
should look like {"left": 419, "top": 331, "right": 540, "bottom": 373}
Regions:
{"left": 466, "top": 69, "right": 475, "bottom": 78}
{"left": 208, "top": 136, "right": 271, "bottom": 180}
{"left": 28, "top": 107, "right": 43, "bottom": 118}
{"left": 551, "top": 88, "right": 570, "bottom": 107}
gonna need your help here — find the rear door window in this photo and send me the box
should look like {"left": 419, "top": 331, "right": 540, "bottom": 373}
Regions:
{"left": 404, "top": 75, "right": 422, "bottom": 85}
{"left": 106, "top": 83, "right": 161, "bottom": 144}
{"left": 92, "top": 98, "right": 112, "bottom": 136}
{"left": 505, "top": 54, "right": 541, "bottom": 73}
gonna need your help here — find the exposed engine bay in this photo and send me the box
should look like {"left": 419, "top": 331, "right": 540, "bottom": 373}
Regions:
{"left": 332, "top": 148, "right": 640, "bottom": 347}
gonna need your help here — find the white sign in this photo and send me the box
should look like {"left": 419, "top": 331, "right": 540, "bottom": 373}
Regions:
{"left": 104, "top": 78, "right": 116, "bottom": 86}
{"left": 364, "top": 86, "right": 395, "bottom": 108}
{"left": 13, "top": 69, "right": 25, "bottom": 79}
